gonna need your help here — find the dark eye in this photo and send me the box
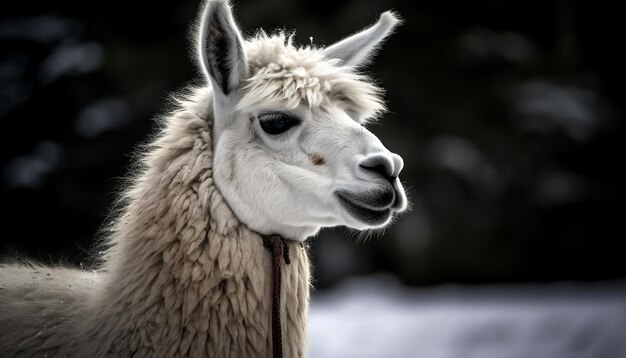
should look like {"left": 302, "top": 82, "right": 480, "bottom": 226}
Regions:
{"left": 258, "top": 113, "right": 299, "bottom": 135}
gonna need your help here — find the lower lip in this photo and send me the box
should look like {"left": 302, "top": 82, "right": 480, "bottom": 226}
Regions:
{"left": 336, "top": 193, "right": 392, "bottom": 226}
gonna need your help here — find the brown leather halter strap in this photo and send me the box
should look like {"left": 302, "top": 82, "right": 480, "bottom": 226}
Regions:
{"left": 262, "top": 234, "right": 291, "bottom": 358}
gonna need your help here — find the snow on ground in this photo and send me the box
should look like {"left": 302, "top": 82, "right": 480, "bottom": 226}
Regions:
{"left": 308, "top": 274, "right": 626, "bottom": 358}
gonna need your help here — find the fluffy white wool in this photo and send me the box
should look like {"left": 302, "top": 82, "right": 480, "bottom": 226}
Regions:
{"left": 240, "top": 32, "right": 386, "bottom": 123}
{"left": 0, "top": 88, "right": 310, "bottom": 357}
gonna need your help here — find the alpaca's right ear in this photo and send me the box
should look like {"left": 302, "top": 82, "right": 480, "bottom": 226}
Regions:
{"left": 198, "top": 0, "right": 247, "bottom": 97}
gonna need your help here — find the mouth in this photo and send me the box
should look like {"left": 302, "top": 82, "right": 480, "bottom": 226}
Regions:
{"left": 335, "top": 190, "right": 394, "bottom": 227}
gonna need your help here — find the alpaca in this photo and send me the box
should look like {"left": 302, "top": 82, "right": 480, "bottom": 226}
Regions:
{"left": 0, "top": 1, "right": 406, "bottom": 357}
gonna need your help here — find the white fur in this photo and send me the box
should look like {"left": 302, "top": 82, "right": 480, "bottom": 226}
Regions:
{"left": 0, "top": 1, "right": 406, "bottom": 356}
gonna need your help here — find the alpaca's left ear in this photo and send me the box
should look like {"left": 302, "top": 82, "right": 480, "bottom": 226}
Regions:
{"left": 322, "top": 11, "right": 401, "bottom": 68}
{"left": 197, "top": 0, "right": 247, "bottom": 97}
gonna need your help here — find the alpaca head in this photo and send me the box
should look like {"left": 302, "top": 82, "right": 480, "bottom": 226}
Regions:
{"left": 198, "top": 0, "right": 407, "bottom": 241}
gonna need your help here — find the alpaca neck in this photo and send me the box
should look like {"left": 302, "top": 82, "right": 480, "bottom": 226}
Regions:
{"left": 89, "top": 88, "right": 310, "bottom": 357}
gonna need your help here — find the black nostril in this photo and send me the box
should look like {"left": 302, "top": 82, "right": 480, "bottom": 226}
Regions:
{"left": 360, "top": 163, "right": 397, "bottom": 182}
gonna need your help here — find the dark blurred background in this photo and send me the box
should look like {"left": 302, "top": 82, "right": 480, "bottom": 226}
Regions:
{"left": 1, "top": 0, "right": 624, "bottom": 290}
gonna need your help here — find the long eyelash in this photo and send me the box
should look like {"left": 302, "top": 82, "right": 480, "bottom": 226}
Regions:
{"left": 258, "top": 113, "right": 284, "bottom": 122}
{"left": 257, "top": 112, "right": 300, "bottom": 124}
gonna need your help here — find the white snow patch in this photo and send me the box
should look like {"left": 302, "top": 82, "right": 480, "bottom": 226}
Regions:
{"left": 308, "top": 274, "right": 626, "bottom": 358}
